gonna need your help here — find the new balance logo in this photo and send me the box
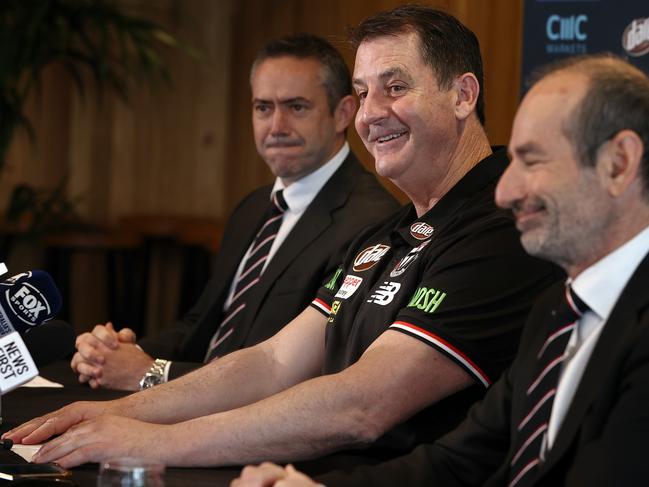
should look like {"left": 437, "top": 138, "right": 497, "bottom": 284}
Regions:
{"left": 367, "top": 282, "right": 401, "bottom": 306}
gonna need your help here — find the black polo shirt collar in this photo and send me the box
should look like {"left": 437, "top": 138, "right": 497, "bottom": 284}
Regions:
{"left": 395, "top": 146, "right": 508, "bottom": 247}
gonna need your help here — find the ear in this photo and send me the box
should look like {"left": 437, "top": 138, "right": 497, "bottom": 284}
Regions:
{"left": 597, "top": 129, "right": 645, "bottom": 198}
{"left": 453, "top": 72, "right": 480, "bottom": 121}
{"left": 333, "top": 95, "right": 357, "bottom": 134}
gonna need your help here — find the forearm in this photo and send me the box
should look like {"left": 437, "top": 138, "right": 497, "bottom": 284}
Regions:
{"left": 161, "top": 331, "right": 475, "bottom": 467}
{"left": 108, "top": 308, "right": 328, "bottom": 425}
{"left": 165, "top": 372, "right": 382, "bottom": 467}
{"left": 165, "top": 342, "right": 470, "bottom": 465}
{"left": 113, "top": 343, "right": 288, "bottom": 424}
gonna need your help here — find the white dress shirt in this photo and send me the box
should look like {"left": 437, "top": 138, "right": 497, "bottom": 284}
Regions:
{"left": 546, "top": 224, "right": 649, "bottom": 449}
{"left": 223, "top": 142, "right": 350, "bottom": 310}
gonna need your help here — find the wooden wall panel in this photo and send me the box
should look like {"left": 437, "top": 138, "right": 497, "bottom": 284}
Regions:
{"left": 1, "top": 64, "right": 72, "bottom": 211}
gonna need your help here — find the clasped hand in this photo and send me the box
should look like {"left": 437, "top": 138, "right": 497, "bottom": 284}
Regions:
{"left": 71, "top": 322, "right": 153, "bottom": 390}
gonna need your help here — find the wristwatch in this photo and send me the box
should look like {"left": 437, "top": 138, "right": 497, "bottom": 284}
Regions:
{"left": 139, "top": 359, "right": 169, "bottom": 390}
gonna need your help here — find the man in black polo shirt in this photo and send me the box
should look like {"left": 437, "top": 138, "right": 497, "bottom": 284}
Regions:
{"left": 312, "top": 147, "right": 542, "bottom": 451}
{"left": 5, "top": 6, "right": 559, "bottom": 470}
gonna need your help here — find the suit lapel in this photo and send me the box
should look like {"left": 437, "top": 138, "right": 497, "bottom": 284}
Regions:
{"left": 179, "top": 186, "right": 272, "bottom": 359}
{"left": 225, "top": 154, "right": 364, "bottom": 349}
{"left": 221, "top": 190, "right": 271, "bottom": 281}
{"left": 542, "top": 252, "right": 649, "bottom": 472}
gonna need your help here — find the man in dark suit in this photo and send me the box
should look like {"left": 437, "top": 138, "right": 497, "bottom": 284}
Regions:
{"left": 70, "top": 34, "right": 399, "bottom": 391}
{"left": 231, "top": 54, "right": 649, "bottom": 487}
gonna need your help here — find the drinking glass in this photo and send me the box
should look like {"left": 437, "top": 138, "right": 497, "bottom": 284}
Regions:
{"left": 97, "top": 458, "right": 164, "bottom": 487}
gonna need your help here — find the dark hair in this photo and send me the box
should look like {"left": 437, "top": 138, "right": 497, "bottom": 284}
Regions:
{"left": 349, "top": 4, "right": 485, "bottom": 125}
{"left": 530, "top": 54, "right": 649, "bottom": 194}
{"left": 251, "top": 33, "right": 351, "bottom": 114}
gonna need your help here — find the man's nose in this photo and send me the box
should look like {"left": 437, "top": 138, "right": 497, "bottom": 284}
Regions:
{"left": 495, "top": 160, "right": 525, "bottom": 209}
{"left": 270, "top": 108, "right": 290, "bottom": 136}
{"left": 358, "top": 90, "right": 390, "bottom": 127}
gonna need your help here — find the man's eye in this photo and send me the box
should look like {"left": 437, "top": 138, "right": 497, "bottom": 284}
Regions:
{"left": 291, "top": 104, "right": 306, "bottom": 112}
{"left": 522, "top": 159, "right": 544, "bottom": 167}
{"left": 255, "top": 105, "right": 270, "bottom": 113}
{"left": 389, "top": 85, "right": 406, "bottom": 95}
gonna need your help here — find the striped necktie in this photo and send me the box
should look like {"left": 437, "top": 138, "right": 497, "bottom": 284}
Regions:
{"left": 508, "top": 284, "right": 588, "bottom": 487}
{"left": 205, "top": 190, "right": 288, "bottom": 362}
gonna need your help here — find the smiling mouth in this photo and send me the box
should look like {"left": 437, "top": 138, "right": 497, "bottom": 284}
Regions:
{"left": 376, "top": 131, "right": 407, "bottom": 144}
{"left": 514, "top": 208, "right": 546, "bottom": 232}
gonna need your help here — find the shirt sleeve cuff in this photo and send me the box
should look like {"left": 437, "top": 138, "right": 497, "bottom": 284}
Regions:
{"left": 310, "top": 298, "right": 331, "bottom": 317}
{"left": 162, "top": 360, "right": 172, "bottom": 383}
{"left": 389, "top": 320, "right": 491, "bottom": 388}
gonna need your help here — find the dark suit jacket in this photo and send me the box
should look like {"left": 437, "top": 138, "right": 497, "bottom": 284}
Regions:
{"left": 319, "top": 251, "right": 649, "bottom": 486}
{"left": 139, "top": 152, "right": 400, "bottom": 379}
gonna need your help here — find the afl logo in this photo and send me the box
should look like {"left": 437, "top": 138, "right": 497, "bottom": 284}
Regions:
{"left": 410, "top": 222, "right": 434, "bottom": 240}
{"left": 622, "top": 18, "right": 649, "bottom": 57}
{"left": 353, "top": 244, "right": 390, "bottom": 272}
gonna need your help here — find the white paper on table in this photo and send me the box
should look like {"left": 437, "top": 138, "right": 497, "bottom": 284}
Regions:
{"left": 10, "top": 443, "right": 41, "bottom": 462}
{"left": 20, "top": 376, "right": 64, "bottom": 388}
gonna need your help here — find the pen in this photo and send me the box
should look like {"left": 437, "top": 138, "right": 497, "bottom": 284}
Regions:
{"left": 0, "top": 439, "right": 13, "bottom": 450}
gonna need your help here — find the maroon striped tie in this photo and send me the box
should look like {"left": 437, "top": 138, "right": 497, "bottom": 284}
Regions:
{"left": 205, "top": 190, "right": 288, "bottom": 362}
{"left": 508, "top": 285, "right": 588, "bottom": 487}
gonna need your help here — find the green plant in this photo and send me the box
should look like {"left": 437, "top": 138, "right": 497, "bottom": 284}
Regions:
{"left": 5, "top": 177, "right": 85, "bottom": 234}
{"left": 0, "top": 0, "right": 186, "bottom": 233}
{"left": 0, "top": 0, "right": 183, "bottom": 169}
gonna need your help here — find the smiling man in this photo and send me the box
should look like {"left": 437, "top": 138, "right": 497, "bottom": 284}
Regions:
{"left": 69, "top": 34, "right": 398, "bottom": 391}
{"left": 5, "top": 7, "right": 558, "bottom": 472}
{"left": 237, "top": 53, "right": 649, "bottom": 487}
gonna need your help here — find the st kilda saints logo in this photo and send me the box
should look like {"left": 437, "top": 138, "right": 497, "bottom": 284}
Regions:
{"left": 353, "top": 244, "right": 390, "bottom": 272}
{"left": 622, "top": 18, "right": 649, "bottom": 57}
{"left": 410, "top": 222, "right": 434, "bottom": 240}
{"left": 390, "top": 240, "right": 431, "bottom": 278}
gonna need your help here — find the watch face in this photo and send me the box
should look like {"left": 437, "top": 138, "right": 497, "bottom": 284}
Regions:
{"left": 141, "top": 374, "right": 162, "bottom": 389}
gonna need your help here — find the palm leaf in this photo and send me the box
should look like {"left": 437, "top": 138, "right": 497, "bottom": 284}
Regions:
{"left": 0, "top": 0, "right": 190, "bottom": 169}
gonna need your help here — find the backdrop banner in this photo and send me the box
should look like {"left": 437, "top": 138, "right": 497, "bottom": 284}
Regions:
{"left": 522, "top": 0, "right": 649, "bottom": 93}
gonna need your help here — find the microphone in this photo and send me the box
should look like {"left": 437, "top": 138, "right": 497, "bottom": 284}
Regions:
{"left": 0, "top": 270, "right": 65, "bottom": 392}
{"left": 0, "top": 270, "right": 62, "bottom": 336}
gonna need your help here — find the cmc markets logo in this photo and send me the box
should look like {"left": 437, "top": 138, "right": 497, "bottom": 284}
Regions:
{"left": 6, "top": 283, "right": 51, "bottom": 325}
{"left": 353, "top": 244, "right": 390, "bottom": 272}
{"left": 546, "top": 14, "right": 587, "bottom": 41}
{"left": 623, "top": 18, "right": 649, "bottom": 57}
{"left": 545, "top": 14, "right": 588, "bottom": 54}
{"left": 410, "top": 222, "right": 434, "bottom": 240}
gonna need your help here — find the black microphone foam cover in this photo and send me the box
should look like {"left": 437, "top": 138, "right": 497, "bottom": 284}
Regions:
{"left": 0, "top": 270, "right": 63, "bottom": 336}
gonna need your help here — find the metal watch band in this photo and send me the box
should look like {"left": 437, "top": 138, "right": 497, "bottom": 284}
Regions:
{"left": 139, "top": 358, "right": 169, "bottom": 390}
